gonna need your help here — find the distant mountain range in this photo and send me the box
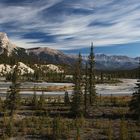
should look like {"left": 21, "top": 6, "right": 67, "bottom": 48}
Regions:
{"left": 0, "top": 32, "right": 139, "bottom": 70}
{"left": 26, "top": 47, "right": 75, "bottom": 65}
{"left": 95, "top": 54, "right": 139, "bottom": 70}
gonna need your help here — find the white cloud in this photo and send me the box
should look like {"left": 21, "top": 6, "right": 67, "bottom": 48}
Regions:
{"left": 0, "top": 0, "right": 140, "bottom": 50}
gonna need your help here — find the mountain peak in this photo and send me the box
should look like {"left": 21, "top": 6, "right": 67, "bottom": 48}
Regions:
{"left": 0, "top": 32, "right": 17, "bottom": 56}
{"left": 27, "top": 47, "right": 63, "bottom": 55}
{"left": 27, "top": 47, "right": 75, "bottom": 65}
{"left": 0, "top": 32, "right": 9, "bottom": 46}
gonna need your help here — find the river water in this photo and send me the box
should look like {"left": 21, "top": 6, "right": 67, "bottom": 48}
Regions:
{"left": 0, "top": 79, "right": 137, "bottom": 97}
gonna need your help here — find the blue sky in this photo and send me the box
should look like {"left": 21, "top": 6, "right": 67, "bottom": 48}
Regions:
{"left": 0, "top": 0, "right": 140, "bottom": 57}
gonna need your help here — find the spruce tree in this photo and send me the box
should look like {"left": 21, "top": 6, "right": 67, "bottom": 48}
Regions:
{"left": 5, "top": 63, "right": 21, "bottom": 116}
{"left": 52, "top": 117, "right": 61, "bottom": 140}
{"left": 34, "top": 67, "right": 40, "bottom": 81}
{"left": 100, "top": 72, "right": 104, "bottom": 82}
{"left": 71, "top": 53, "right": 84, "bottom": 117}
{"left": 88, "top": 43, "right": 96, "bottom": 105}
{"left": 32, "top": 85, "right": 38, "bottom": 110}
{"left": 38, "top": 91, "right": 45, "bottom": 110}
{"left": 84, "top": 63, "right": 89, "bottom": 115}
{"left": 129, "top": 59, "right": 140, "bottom": 119}
{"left": 76, "top": 126, "right": 80, "bottom": 140}
{"left": 64, "top": 91, "right": 70, "bottom": 106}
{"left": 119, "top": 119, "right": 128, "bottom": 140}
{"left": 5, "top": 118, "right": 15, "bottom": 137}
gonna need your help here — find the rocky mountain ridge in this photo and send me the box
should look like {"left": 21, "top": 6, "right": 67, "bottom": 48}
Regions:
{"left": 0, "top": 32, "right": 139, "bottom": 70}
{"left": 0, "top": 62, "right": 34, "bottom": 76}
{"left": 0, "top": 32, "right": 17, "bottom": 56}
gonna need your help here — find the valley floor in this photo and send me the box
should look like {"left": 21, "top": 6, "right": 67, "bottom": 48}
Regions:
{"left": 0, "top": 95, "right": 139, "bottom": 140}
{"left": 0, "top": 79, "right": 139, "bottom": 140}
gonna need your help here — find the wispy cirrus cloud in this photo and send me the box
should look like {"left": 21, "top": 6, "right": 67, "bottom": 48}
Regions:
{"left": 0, "top": 0, "right": 140, "bottom": 53}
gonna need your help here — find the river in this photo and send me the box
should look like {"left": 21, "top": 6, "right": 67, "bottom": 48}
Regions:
{"left": 0, "top": 79, "right": 137, "bottom": 97}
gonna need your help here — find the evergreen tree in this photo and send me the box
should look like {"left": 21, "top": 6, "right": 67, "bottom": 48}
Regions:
{"left": 52, "top": 117, "right": 61, "bottom": 140}
{"left": 34, "top": 67, "right": 40, "bottom": 81}
{"left": 64, "top": 91, "right": 70, "bottom": 106}
{"left": 84, "top": 63, "right": 89, "bottom": 115}
{"left": 71, "top": 53, "right": 84, "bottom": 117}
{"left": 108, "top": 120, "right": 113, "bottom": 140}
{"left": 32, "top": 85, "right": 38, "bottom": 110}
{"left": 5, "top": 63, "right": 21, "bottom": 116}
{"left": 100, "top": 72, "right": 104, "bottom": 82}
{"left": 0, "top": 97, "right": 3, "bottom": 112}
{"left": 5, "top": 118, "right": 15, "bottom": 137}
{"left": 129, "top": 59, "right": 140, "bottom": 119}
{"left": 76, "top": 126, "right": 80, "bottom": 140}
{"left": 119, "top": 119, "right": 128, "bottom": 140}
{"left": 88, "top": 43, "right": 97, "bottom": 105}
{"left": 38, "top": 91, "right": 45, "bottom": 110}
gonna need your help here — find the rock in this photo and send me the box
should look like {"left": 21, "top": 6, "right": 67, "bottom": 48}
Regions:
{"left": 0, "top": 32, "right": 17, "bottom": 56}
{"left": 46, "top": 64, "right": 64, "bottom": 73}
{"left": 13, "top": 62, "right": 34, "bottom": 75}
{"left": 0, "top": 64, "right": 11, "bottom": 75}
{"left": 0, "top": 62, "right": 34, "bottom": 76}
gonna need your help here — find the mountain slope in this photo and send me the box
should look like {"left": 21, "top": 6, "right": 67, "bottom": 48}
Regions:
{"left": 27, "top": 47, "right": 75, "bottom": 65}
{"left": 0, "top": 32, "right": 40, "bottom": 65}
{"left": 28, "top": 47, "right": 139, "bottom": 70}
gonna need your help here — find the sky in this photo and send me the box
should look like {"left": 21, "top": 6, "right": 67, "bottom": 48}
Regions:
{"left": 0, "top": 0, "right": 140, "bottom": 57}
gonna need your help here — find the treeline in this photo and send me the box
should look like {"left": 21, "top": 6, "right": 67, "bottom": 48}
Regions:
{"left": 0, "top": 48, "right": 39, "bottom": 65}
{"left": 5, "top": 66, "right": 66, "bottom": 83}
{"left": 96, "top": 68, "right": 139, "bottom": 79}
